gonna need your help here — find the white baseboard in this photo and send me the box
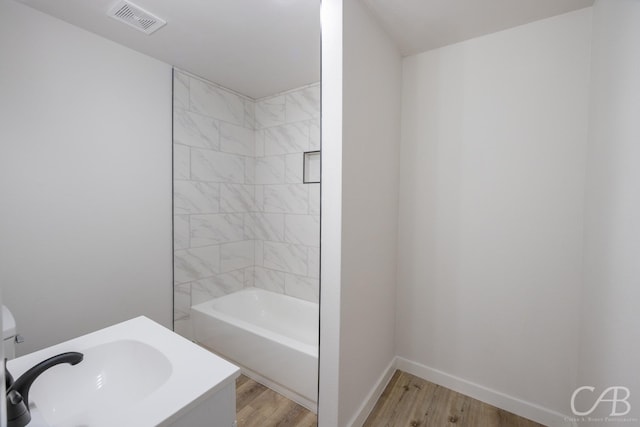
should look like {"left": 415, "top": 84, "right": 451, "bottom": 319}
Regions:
{"left": 344, "top": 356, "right": 576, "bottom": 427}
{"left": 346, "top": 357, "right": 397, "bottom": 427}
{"left": 395, "top": 357, "right": 575, "bottom": 427}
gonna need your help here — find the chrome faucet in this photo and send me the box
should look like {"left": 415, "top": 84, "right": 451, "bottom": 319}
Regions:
{"left": 5, "top": 352, "right": 83, "bottom": 427}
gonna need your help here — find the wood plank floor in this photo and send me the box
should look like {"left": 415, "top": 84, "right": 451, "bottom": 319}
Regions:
{"left": 363, "top": 370, "right": 546, "bottom": 427}
{"left": 235, "top": 370, "right": 544, "bottom": 427}
{"left": 236, "top": 375, "right": 318, "bottom": 427}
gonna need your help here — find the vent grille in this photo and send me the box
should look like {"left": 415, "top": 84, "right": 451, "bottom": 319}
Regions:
{"left": 108, "top": 1, "right": 166, "bottom": 35}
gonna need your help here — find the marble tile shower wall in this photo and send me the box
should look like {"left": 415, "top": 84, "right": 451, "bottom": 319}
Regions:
{"left": 172, "top": 70, "right": 320, "bottom": 328}
{"left": 252, "top": 83, "right": 321, "bottom": 303}
{"left": 172, "top": 70, "right": 256, "bottom": 323}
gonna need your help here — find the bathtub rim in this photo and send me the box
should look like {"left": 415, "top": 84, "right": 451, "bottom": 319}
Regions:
{"left": 191, "top": 288, "right": 319, "bottom": 358}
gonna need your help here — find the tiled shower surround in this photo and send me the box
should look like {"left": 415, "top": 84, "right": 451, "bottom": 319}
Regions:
{"left": 172, "top": 69, "right": 320, "bottom": 333}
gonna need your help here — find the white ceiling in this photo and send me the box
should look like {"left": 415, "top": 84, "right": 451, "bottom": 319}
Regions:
{"left": 16, "top": 0, "right": 595, "bottom": 98}
{"left": 17, "top": 0, "right": 321, "bottom": 99}
{"left": 362, "top": 0, "right": 595, "bottom": 56}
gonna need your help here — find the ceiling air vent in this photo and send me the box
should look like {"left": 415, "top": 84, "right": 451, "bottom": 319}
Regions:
{"left": 108, "top": 1, "right": 166, "bottom": 35}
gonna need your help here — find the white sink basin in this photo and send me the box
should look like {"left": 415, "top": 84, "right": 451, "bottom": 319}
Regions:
{"left": 30, "top": 339, "right": 172, "bottom": 425}
{"left": 7, "top": 317, "right": 240, "bottom": 427}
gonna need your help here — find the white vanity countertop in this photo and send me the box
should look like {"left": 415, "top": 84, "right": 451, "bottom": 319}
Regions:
{"left": 7, "top": 316, "right": 240, "bottom": 427}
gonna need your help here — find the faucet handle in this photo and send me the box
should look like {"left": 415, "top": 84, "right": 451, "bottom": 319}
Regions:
{"left": 6, "top": 359, "right": 31, "bottom": 427}
{"left": 7, "top": 389, "right": 24, "bottom": 405}
{"left": 6, "top": 389, "right": 31, "bottom": 427}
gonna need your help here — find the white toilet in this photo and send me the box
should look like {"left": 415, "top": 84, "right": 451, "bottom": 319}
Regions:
{"left": 2, "top": 305, "right": 18, "bottom": 359}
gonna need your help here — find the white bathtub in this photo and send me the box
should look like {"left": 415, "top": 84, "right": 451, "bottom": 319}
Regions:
{"left": 191, "top": 287, "right": 319, "bottom": 411}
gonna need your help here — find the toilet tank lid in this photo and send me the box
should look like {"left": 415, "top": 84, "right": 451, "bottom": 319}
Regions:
{"left": 2, "top": 305, "right": 16, "bottom": 339}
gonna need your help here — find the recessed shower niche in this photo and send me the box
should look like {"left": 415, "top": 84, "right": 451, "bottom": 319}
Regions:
{"left": 303, "top": 151, "right": 321, "bottom": 184}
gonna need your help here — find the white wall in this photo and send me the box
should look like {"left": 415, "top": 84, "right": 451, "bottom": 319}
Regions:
{"left": 578, "top": 0, "right": 640, "bottom": 421}
{"left": 339, "top": 1, "right": 402, "bottom": 425}
{"left": 397, "top": 9, "right": 592, "bottom": 425}
{"left": 319, "top": 1, "right": 402, "bottom": 425}
{"left": 0, "top": 0, "right": 173, "bottom": 355}
{"left": 318, "top": 0, "right": 343, "bottom": 424}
